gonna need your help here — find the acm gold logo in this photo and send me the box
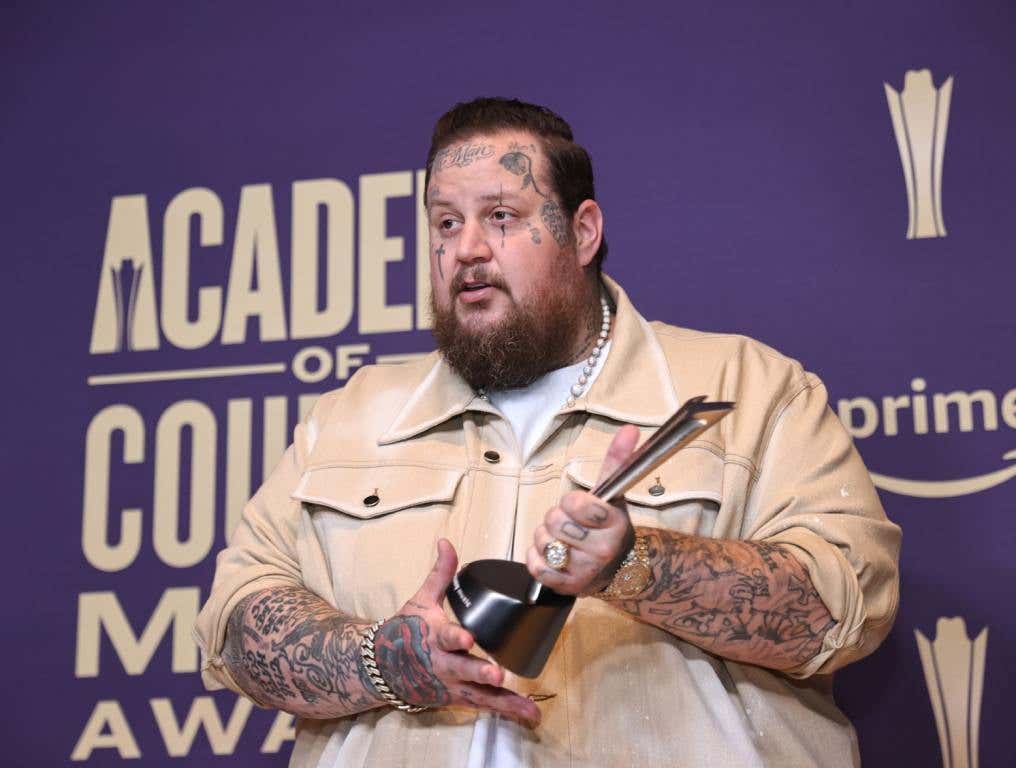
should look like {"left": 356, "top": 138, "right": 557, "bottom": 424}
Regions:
{"left": 884, "top": 69, "right": 954, "bottom": 239}
{"left": 915, "top": 617, "right": 987, "bottom": 768}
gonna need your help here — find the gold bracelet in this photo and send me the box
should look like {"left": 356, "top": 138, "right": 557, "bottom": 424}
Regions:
{"left": 359, "top": 619, "right": 428, "bottom": 713}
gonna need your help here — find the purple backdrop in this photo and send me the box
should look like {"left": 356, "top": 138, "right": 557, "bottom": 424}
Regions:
{"left": 3, "top": 1, "right": 1013, "bottom": 765}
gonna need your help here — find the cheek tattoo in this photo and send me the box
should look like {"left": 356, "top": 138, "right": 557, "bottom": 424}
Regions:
{"left": 436, "top": 244, "right": 445, "bottom": 278}
{"left": 527, "top": 222, "right": 542, "bottom": 244}
{"left": 540, "top": 200, "right": 569, "bottom": 247}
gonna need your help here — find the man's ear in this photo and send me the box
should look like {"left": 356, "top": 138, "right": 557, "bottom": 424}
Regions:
{"left": 572, "top": 199, "right": 603, "bottom": 269}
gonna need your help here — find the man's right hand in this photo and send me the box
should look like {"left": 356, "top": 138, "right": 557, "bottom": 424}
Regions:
{"left": 373, "top": 538, "right": 541, "bottom": 727}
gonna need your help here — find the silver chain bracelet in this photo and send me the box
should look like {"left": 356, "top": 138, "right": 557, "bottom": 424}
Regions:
{"left": 359, "top": 619, "right": 428, "bottom": 714}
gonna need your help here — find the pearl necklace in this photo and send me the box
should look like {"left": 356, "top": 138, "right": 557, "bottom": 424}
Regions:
{"left": 478, "top": 295, "right": 612, "bottom": 409}
{"left": 566, "top": 295, "right": 612, "bottom": 407}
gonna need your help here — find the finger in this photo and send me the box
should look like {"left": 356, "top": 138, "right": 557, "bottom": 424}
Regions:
{"left": 557, "top": 492, "right": 618, "bottom": 531}
{"left": 596, "top": 424, "right": 641, "bottom": 484}
{"left": 545, "top": 502, "right": 591, "bottom": 541}
{"left": 439, "top": 650, "right": 505, "bottom": 687}
{"left": 455, "top": 683, "right": 542, "bottom": 726}
{"left": 536, "top": 522, "right": 614, "bottom": 569}
{"left": 532, "top": 526, "right": 560, "bottom": 561}
{"left": 436, "top": 622, "right": 474, "bottom": 653}
{"left": 414, "top": 538, "right": 458, "bottom": 605}
{"left": 532, "top": 523, "right": 552, "bottom": 551}
{"left": 526, "top": 544, "right": 572, "bottom": 592}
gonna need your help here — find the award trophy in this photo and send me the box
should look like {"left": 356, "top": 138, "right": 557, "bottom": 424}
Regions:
{"left": 446, "top": 395, "right": 734, "bottom": 678}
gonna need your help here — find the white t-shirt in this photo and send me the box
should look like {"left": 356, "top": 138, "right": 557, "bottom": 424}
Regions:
{"left": 485, "top": 340, "right": 612, "bottom": 462}
{"left": 466, "top": 341, "right": 611, "bottom": 768}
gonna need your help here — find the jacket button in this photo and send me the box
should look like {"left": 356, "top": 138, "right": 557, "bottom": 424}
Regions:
{"left": 483, "top": 450, "right": 501, "bottom": 464}
{"left": 363, "top": 494, "right": 380, "bottom": 507}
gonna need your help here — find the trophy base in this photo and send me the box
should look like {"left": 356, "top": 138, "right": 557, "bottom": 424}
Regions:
{"left": 446, "top": 559, "right": 575, "bottom": 678}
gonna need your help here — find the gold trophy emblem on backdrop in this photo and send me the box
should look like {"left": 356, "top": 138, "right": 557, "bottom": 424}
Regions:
{"left": 915, "top": 617, "right": 988, "bottom": 768}
{"left": 884, "top": 69, "right": 954, "bottom": 240}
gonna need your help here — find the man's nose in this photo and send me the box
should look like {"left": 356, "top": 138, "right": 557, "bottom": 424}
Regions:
{"left": 455, "top": 220, "right": 493, "bottom": 264}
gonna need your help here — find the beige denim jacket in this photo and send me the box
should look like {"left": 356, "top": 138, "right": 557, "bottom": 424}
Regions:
{"left": 194, "top": 276, "right": 901, "bottom": 768}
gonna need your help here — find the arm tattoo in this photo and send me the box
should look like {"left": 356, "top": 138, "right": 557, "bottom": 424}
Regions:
{"left": 373, "top": 615, "right": 451, "bottom": 707}
{"left": 605, "top": 528, "right": 835, "bottom": 671}
{"left": 223, "top": 586, "right": 383, "bottom": 718}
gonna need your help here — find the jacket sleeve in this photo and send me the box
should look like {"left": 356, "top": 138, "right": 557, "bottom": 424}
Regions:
{"left": 191, "top": 403, "right": 323, "bottom": 699}
{"left": 745, "top": 372, "right": 902, "bottom": 678}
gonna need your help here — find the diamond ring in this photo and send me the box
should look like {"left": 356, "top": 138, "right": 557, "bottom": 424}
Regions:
{"left": 543, "top": 539, "right": 570, "bottom": 570}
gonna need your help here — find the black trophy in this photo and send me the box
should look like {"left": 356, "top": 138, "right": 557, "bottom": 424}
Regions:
{"left": 446, "top": 395, "right": 734, "bottom": 677}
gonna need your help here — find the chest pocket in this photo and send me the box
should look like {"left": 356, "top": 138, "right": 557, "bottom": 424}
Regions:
{"left": 563, "top": 447, "right": 723, "bottom": 536}
{"left": 291, "top": 464, "right": 466, "bottom": 617}
{"left": 293, "top": 463, "right": 465, "bottom": 519}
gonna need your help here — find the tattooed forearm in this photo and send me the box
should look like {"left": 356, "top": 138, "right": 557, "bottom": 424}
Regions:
{"left": 603, "top": 529, "right": 835, "bottom": 671}
{"left": 373, "top": 615, "right": 451, "bottom": 707}
{"left": 433, "top": 143, "right": 495, "bottom": 171}
{"left": 223, "top": 586, "right": 385, "bottom": 718}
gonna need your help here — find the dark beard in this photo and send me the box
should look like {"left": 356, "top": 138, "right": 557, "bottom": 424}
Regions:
{"left": 430, "top": 273, "right": 598, "bottom": 391}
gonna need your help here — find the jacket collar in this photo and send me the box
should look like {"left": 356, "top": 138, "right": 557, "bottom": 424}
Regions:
{"left": 378, "top": 275, "right": 680, "bottom": 446}
{"left": 581, "top": 275, "right": 681, "bottom": 425}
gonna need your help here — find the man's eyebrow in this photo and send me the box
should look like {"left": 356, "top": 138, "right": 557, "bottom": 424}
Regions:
{"left": 428, "top": 191, "right": 525, "bottom": 209}
{"left": 478, "top": 191, "right": 523, "bottom": 202}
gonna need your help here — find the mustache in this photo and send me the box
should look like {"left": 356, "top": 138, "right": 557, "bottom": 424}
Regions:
{"left": 450, "top": 267, "right": 510, "bottom": 295}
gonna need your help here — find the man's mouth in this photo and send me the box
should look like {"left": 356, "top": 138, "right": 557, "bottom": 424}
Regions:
{"left": 457, "top": 282, "right": 496, "bottom": 304}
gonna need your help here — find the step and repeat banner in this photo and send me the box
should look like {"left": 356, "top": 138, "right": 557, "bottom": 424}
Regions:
{"left": 3, "top": 2, "right": 1012, "bottom": 766}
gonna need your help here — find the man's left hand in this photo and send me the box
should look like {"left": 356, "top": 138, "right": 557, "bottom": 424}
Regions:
{"left": 526, "top": 424, "right": 640, "bottom": 595}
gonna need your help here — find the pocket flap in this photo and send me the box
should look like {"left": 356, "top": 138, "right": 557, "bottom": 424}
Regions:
{"left": 564, "top": 449, "right": 722, "bottom": 507}
{"left": 292, "top": 464, "right": 465, "bottom": 519}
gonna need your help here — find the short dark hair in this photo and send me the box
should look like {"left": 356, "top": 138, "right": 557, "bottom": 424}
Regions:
{"left": 425, "top": 97, "right": 608, "bottom": 271}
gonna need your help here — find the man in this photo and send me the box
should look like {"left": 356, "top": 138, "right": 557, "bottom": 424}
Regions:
{"left": 195, "top": 98, "right": 901, "bottom": 767}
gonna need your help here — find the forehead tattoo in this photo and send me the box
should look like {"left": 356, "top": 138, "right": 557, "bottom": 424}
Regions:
{"left": 499, "top": 150, "right": 546, "bottom": 198}
{"left": 433, "top": 142, "right": 495, "bottom": 172}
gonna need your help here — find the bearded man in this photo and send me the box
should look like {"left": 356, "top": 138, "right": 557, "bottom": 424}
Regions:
{"left": 195, "top": 98, "right": 900, "bottom": 767}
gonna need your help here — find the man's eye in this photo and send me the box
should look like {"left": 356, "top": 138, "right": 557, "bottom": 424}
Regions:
{"left": 492, "top": 210, "right": 513, "bottom": 222}
{"left": 440, "top": 219, "right": 457, "bottom": 230}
